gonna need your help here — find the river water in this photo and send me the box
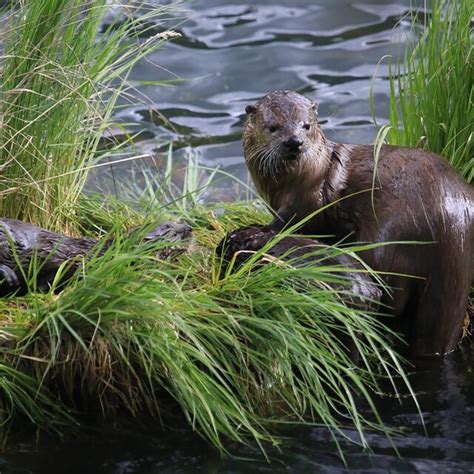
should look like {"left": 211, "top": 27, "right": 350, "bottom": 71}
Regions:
{"left": 3, "top": 343, "right": 474, "bottom": 473}
{"left": 90, "top": 0, "right": 416, "bottom": 198}
{"left": 3, "top": 1, "right": 474, "bottom": 472}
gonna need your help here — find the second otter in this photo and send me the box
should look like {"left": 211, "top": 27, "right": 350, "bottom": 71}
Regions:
{"left": 243, "top": 90, "right": 474, "bottom": 356}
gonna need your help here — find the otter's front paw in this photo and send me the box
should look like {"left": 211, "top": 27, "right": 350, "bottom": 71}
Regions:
{"left": 269, "top": 208, "right": 297, "bottom": 231}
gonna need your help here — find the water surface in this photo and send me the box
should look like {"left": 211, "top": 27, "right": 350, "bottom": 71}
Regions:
{"left": 3, "top": 342, "right": 474, "bottom": 472}
{"left": 91, "top": 0, "right": 414, "bottom": 197}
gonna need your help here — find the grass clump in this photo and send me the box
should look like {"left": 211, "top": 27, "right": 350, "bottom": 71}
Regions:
{"left": 0, "top": 0, "right": 177, "bottom": 233}
{"left": 387, "top": 0, "right": 473, "bottom": 182}
{"left": 0, "top": 200, "right": 417, "bottom": 455}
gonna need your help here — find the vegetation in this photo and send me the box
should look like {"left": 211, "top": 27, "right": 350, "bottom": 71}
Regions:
{"left": 0, "top": 0, "right": 178, "bottom": 232}
{"left": 0, "top": 195, "right": 417, "bottom": 456}
{"left": 0, "top": 0, "right": 429, "bottom": 459}
{"left": 386, "top": 0, "right": 473, "bottom": 182}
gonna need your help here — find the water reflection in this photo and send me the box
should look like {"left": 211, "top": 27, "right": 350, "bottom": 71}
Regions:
{"left": 2, "top": 341, "right": 473, "bottom": 473}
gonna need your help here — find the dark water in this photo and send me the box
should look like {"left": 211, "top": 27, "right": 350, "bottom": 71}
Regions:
{"left": 4, "top": 1, "right": 474, "bottom": 472}
{"left": 3, "top": 341, "right": 474, "bottom": 473}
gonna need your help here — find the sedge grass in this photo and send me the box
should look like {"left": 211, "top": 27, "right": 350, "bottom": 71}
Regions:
{"left": 0, "top": 199, "right": 419, "bottom": 456}
{"left": 387, "top": 0, "right": 473, "bottom": 182}
{"left": 0, "top": 1, "right": 179, "bottom": 233}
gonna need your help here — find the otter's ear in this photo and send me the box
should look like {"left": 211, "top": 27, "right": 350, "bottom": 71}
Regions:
{"left": 245, "top": 105, "right": 256, "bottom": 115}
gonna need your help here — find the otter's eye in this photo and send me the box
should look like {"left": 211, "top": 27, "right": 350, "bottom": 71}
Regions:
{"left": 268, "top": 124, "right": 280, "bottom": 133}
{"left": 303, "top": 123, "right": 310, "bottom": 131}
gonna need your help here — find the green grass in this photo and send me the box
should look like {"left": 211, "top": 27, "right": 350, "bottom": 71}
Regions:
{"left": 386, "top": 0, "right": 473, "bottom": 182}
{"left": 0, "top": 197, "right": 418, "bottom": 456}
{"left": 0, "top": 0, "right": 178, "bottom": 233}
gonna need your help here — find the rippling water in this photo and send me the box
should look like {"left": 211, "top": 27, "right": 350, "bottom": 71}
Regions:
{"left": 91, "top": 0, "right": 415, "bottom": 197}
{"left": 3, "top": 1, "right": 474, "bottom": 472}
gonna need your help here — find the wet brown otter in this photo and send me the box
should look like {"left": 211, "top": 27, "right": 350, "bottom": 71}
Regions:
{"left": 0, "top": 219, "right": 192, "bottom": 296}
{"left": 243, "top": 90, "right": 474, "bottom": 356}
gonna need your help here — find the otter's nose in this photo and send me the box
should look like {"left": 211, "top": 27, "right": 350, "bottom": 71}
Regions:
{"left": 283, "top": 136, "right": 303, "bottom": 152}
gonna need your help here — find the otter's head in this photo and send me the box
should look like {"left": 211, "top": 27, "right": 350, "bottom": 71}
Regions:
{"left": 243, "top": 90, "right": 327, "bottom": 180}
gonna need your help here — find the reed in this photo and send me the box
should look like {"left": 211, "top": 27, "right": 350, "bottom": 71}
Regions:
{"left": 387, "top": 0, "right": 473, "bottom": 182}
{"left": 0, "top": 0, "right": 176, "bottom": 232}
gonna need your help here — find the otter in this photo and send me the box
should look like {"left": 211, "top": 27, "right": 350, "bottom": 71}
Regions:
{"left": 0, "top": 219, "right": 192, "bottom": 296}
{"left": 243, "top": 90, "right": 474, "bottom": 356}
